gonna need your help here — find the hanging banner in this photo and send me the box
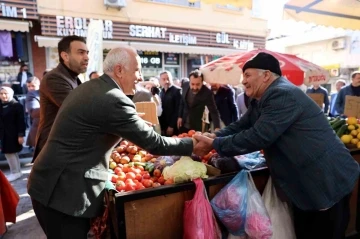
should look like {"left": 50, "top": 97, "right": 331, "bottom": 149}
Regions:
{"left": 86, "top": 19, "right": 103, "bottom": 80}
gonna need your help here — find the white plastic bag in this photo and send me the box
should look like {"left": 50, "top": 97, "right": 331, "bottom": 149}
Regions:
{"left": 262, "top": 177, "right": 296, "bottom": 239}
{"left": 245, "top": 172, "right": 272, "bottom": 239}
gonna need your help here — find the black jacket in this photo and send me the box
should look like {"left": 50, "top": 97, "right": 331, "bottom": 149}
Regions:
{"left": 159, "top": 85, "right": 181, "bottom": 131}
{"left": 179, "top": 82, "right": 221, "bottom": 131}
{"left": 214, "top": 86, "right": 239, "bottom": 126}
{"left": 0, "top": 99, "right": 26, "bottom": 153}
{"left": 16, "top": 71, "right": 33, "bottom": 94}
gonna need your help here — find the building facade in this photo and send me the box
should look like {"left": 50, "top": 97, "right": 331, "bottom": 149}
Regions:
{"left": 0, "top": 0, "right": 46, "bottom": 84}
{"left": 267, "top": 27, "right": 360, "bottom": 93}
{"left": 34, "top": 0, "right": 268, "bottom": 79}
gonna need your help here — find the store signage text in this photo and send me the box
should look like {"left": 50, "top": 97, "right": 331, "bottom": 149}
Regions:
{"left": 129, "top": 24, "right": 197, "bottom": 46}
{"left": 140, "top": 56, "right": 161, "bottom": 65}
{"left": 129, "top": 25, "right": 166, "bottom": 38}
{"left": 0, "top": 2, "right": 27, "bottom": 18}
{"left": 169, "top": 33, "right": 196, "bottom": 45}
{"left": 139, "top": 52, "right": 162, "bottom": 67}
{"left": 216, "top": 32, "right": 254, "bottom": 50}
{"left": 233, "top": 39, "right": 254, "bottom": 50}
{"left": 56, "top": 16, "right": 113, "bottom": 39}
{"left": 216, "top": 32, "right": 230, "bottom": 44}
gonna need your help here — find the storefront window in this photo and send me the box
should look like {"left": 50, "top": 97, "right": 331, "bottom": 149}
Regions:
{"left": 0, "top": 31, "right": 30, "bottom": 84}
{"left": 165, "top": 66, "right": 180, "bottom": 79}
{"left": 138, "top": 51, "right": 163, "bottom": 80}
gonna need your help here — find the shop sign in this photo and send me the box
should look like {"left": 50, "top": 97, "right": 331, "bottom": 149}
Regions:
{"left": 216, "top": 32, "right": 230, "bottom": 44}
{"left": 129, "top": 25, "right": 167, "bottom": 39}
{"left": 56, "top": 16, "right": 113, "bottom": 39}
{"left": 169, "top": 33, "right": 197, "bottom": 45}
{"left": 139, "top": 51, "right": 162, "bottom": 68}
{"left": 164, "top": 53, "right": 180, "bottom": 65}
{"left": 0, "top": 2, "right": 28, "bottom": 19}
{"left": 233, "top": 39, "right": 254, "bottom": 50}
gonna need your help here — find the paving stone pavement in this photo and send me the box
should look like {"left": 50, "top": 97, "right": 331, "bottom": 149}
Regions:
{"left": 1, "top": 157, "right": 46, "bottom": 239}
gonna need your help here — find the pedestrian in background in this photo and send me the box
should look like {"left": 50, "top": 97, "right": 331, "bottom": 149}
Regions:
{"left": 0, "top": 86, "right": 26, "bottom": 182}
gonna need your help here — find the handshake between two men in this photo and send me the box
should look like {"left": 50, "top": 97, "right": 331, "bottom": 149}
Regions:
{"left": 191, "top": 132, "right": 217, "bottom": 157}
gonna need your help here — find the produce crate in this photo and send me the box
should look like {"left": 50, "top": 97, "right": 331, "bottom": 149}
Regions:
{"left": 108, "top": 167, "right": 269, "bottom": 239}
{"left": 107, "top": 151, "right": 360, "bottom": 239}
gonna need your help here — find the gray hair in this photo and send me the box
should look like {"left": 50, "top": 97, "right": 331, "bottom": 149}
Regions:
{"left": 159, "top": 70, "right": 173, "bottom": 82}
{"left": 335, "top": 79, "right": 346, "bottom": 85}
{"left": 351, "top": 71, "right": 360, "bottom": 79}
{"left": 257, "top": 69, "right": 279, "bottom": 78}
{"left": 103, "top": 46, "right": 137, "bottom": 74}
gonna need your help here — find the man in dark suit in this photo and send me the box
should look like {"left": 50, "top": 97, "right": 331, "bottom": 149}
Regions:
{"left": 178, "top": 70, "right": 221, "bottom": 132}
{"left": 159, "top": 71, "right": 181, "bottom": 136}
{"left": 32, "top": 35, "right": 88, "bottom": 163}
{"left": 210, "top": 84, "right": 239, "bottom": 127}
{"left": 28, "top": 46, "right": 195, "bottom": 238}
{"left": 194, "top": 52, "right": 359, "bottom": 239}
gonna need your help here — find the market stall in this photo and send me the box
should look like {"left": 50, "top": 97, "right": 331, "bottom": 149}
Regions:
{"left": 108, "top": 167, "right": 269, "bottom": 239}
{"left": 105, "top": 130, "right": 360, "bottom": 239}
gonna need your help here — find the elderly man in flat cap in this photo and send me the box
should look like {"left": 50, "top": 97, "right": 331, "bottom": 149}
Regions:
{"left": 194, "top": 52, "right": 359, "bottom": 239}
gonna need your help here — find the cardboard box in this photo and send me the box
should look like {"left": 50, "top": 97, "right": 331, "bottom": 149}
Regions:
{"left": 307, "top": 93, "right": 324, "bottom": 108}
{"left": 135, "top": 102, "right": 159, "bottom": 125}
{"left": 344, "top": 95, "right": 360, "bottom": 118}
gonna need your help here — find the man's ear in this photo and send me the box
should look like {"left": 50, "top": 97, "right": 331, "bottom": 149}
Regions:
{"left": 60, "top": 51, "right": 68, "bottom": 63}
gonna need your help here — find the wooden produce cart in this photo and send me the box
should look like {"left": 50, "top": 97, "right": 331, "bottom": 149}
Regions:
{"left": 108, "top": 168, "right": 269, "bottom": 239}
{"left": 347, "top": 149, "right": 360, "bottom": 238}
{"left": 107, "top": 151, "right": 360, "bottom": 239}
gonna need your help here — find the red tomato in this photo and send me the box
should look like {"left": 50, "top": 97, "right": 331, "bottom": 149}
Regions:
{"left": 135, "top": 174, "right": 142, "bottom": 181}
{"left": 115, "top": 181, "right": 125, "bottom": 191}
{"left": 117, "top": 172, "right": 126, "bottom": 181}
{"left": 111, "top": 175, "right": 118, "bottom": 183}
{"left": 135, "top": 166, "right": 144, "bottom": 171}
{"left": 124, "top": 183, "right": 135, "bottom": 192}
{"left": 164, "top": 179, "right": 174, "bottom": 185}
{"left": 125, "top": 179, "right": 134, "bottom": 185}
{"left": 135, "top": 182, "right": 145, "bottom": 190}
{"left": 152, "top": 182, "right": 161, "bottom": 188}
{"left": 143, "top": 172, "right": 151, "bottom": 179}
{"left": 122, "top": 165, "right": 130, "bottom": 173}
{"left": 133, "top": 168, "right": 141, "bottom": 174}
{"left": 114, "top": 167, "right": 122, "bottom": 175}
{"left": 150, "top": 177, "right": 158, "bottom": 183}
{"left": 153, "top": 169, "right": 161, "bottom": 178}
{"left": 126, "top": 172, "right": 136, "bottom": 180}
{"left": 157, "top": 176, "right": 165, "bottom": 185}
{"left": 142, "top": 179, "right": 153, "bottom": 188}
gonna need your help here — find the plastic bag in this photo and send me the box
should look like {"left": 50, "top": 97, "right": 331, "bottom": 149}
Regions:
{"left": 234, "top": 152, "right": 266, "bottom": 170}
{"left": 262, "top": 177, "right": 296, "bottom": 239}
{"left": 211, "top": 170, "right": 248, "bottom": 236}
{"left": 245, "top": 172, "right": 272, "bottom": 239}
{"left": 183, "top": 178, "right": 221, "bottom": 239}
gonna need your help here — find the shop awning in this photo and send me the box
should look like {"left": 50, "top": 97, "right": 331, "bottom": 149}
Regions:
{"left": 130, "top": 42, "right": 244, "bottom": 56}
{"left": 34, "top": 36, "right": 130, "bottom": 48}
{"left": 0, "top": 19, "right": 30, "bottom": 32}
{"left": 283, "top": 0, "right": 360, "bottom": 30}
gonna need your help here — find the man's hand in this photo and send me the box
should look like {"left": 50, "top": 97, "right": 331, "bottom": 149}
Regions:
{"left": 193, "top": 134, "right": 214, "bottom": 157}
{"left": 18, "top": 137, "right": 24, "bottom": 145}
{"left": 177, "top": 118, "right": 183, "bottom": 129}
{"left": 202, "top": 132, "right": 216, "bottom": 139}
{"left": 166, "top": 127, "right": 174, "bottom": 136}
{"left": 214, "top": 128, "right": 220, "bottom": 132}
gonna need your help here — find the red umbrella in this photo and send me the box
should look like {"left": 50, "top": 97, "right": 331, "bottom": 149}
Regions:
{"left": 200, "top": 49, "right": 329, "bottom": 86}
